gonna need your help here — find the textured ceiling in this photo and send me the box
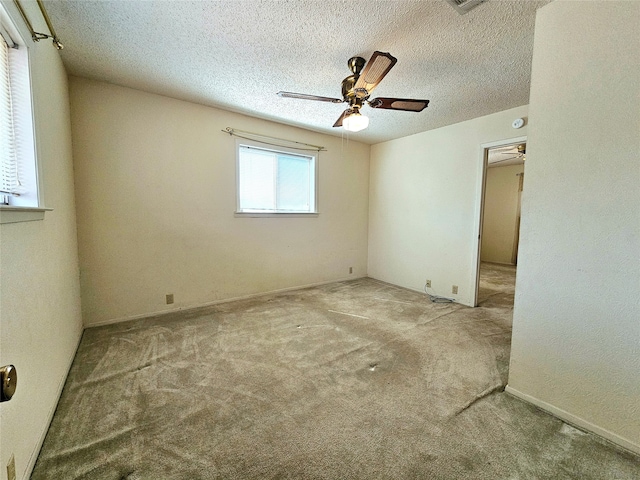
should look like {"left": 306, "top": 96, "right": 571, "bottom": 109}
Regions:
{"left": 42, "top": 0, "right": 552, "bottom": 144}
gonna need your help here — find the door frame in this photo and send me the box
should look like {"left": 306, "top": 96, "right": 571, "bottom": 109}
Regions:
{"left": 471, "top": 135, "right": 527, "bottom": 307}
{"left": 511, "top": 171, "right": 525, "bottom": 265}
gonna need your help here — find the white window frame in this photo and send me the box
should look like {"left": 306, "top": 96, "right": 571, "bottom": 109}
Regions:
{"left": 0, "top": 1, "right": 44, "bottom": 224}
{"left": 235, "top": 139, "right": 319, "bottom": 217}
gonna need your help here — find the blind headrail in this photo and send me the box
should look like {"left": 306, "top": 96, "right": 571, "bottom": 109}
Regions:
{"left": 222, "top": 127, "right": 326, "bottom": 152}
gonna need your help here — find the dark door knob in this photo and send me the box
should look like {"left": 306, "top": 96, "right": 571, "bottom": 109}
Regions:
{"left": 1, "top": 365, "right": 17, "bottom": 402}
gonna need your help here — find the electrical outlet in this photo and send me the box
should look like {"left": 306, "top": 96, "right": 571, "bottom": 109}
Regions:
{"left": 349, "top": 267, "right": 353, "bottom": 274}
{"left": 7, "top": 454, "right": 16, "bottom": 480}
{"left": 426, "top": 280, "right": 431, "bottom": 288}
{"left": 452, "top": 285, "right": 458, "bottom": 295}
{"left": 166, "top": 294, "right": 174, "bottom": 305}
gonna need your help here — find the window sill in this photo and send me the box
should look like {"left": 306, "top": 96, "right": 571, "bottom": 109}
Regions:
{"left": 234, "top": 212, "right": 318, "bottom": 218}
{"left": 0, "top": 206, "right": 52, "bottom": 224}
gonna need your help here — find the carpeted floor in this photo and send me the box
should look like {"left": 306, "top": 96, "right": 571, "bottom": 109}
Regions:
{"left": 32, "top": 264, "right": 640, "bottom": 479}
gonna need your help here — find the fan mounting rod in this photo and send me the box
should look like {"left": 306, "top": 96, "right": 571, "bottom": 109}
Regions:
{"left": 348, "top": 56, "right": 366, "bottom": 75}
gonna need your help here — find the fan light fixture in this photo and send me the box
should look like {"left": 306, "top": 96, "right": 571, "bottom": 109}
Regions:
{"left": 343, "top": 111, "right": 369, "bottom": 132}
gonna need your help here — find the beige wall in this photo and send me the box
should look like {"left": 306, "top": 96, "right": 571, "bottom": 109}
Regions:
{"left": 508, "top": 1, "right": 640, "bottom": 453}
{"left": 0, "top": 1, "right": 83, "bottom": 478}
{"left": 70, "top": 77, "right": 370, "bottom": 326}
{"left": 481, "top": 163, "right": 524, "bottom": 264}
{"left": 368, "top": 105, "right": 528, "bottom": 305}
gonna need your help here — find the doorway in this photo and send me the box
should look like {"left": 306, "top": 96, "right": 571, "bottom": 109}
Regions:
{"left": 473, "top": 137, "right": 526, "bottom": 306}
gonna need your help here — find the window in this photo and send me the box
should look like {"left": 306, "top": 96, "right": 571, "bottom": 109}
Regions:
{"left": 236, "top": 142, "right": 317, "bottom": 215}
{"left": 0, "top": 3, "right": 38, "bottom": 210}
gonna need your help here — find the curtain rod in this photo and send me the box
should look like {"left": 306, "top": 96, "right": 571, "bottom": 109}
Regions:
{"left": 13, "top": 0, "right": 63, "bottom": 49}
{"left": 222, "top": 127, "right": 326, "bottom": 152}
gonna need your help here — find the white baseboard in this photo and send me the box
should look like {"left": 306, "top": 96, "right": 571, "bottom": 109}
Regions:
{"left": 505, "top": 385, "right": 639, "bottom": 455}
{"left": 367, "top": 276, "right": 472, "bottom": 307}
{"left": 23, "top": 326, "right": 84, "bottom": 479}
{"left": 85, "top": 275, "right": 368, "bottom": 328}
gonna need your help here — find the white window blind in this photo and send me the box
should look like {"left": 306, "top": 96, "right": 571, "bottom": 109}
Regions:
{"left": 237, "top": 144, "right": 316, "bottom": 214}
{"left": 0, "top": 6, "right": 37, "bottom": 208}
{"left": 0, "top": 33, "right": 21, "bottom": 198}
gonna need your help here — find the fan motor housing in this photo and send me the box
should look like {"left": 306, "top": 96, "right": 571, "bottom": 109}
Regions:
{"left": 341, "top": 75, "right": 357, "bottom": 100}
{"left": 342, "top": 78, "right": 369, "bottom": 104}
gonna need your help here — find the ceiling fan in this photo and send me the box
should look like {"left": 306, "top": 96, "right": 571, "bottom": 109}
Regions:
{"left": 277, "top": 51, "right": 429, "bottom": 132}
{"left": 492, "top": 144, "right": 526, "bottom": 165}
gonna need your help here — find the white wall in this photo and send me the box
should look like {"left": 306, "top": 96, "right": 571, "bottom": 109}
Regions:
{"left": 481, "top": 163, "right": 524, "bottom": 265}
{"left": 0, "top": 1, "right": 83, "bottom": 479}
{"left": 70, "top": 77, "right": 370, "bottom": 326}
{"left": 507, "top": 1, "right": 640, "bottom": 453}
{"left": 368, "top": 105, "right": 528, "bottom": 305}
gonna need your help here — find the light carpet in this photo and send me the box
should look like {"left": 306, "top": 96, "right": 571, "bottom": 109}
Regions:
{"left": 32, "top": 265, "right": 640, "bottom": 479}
